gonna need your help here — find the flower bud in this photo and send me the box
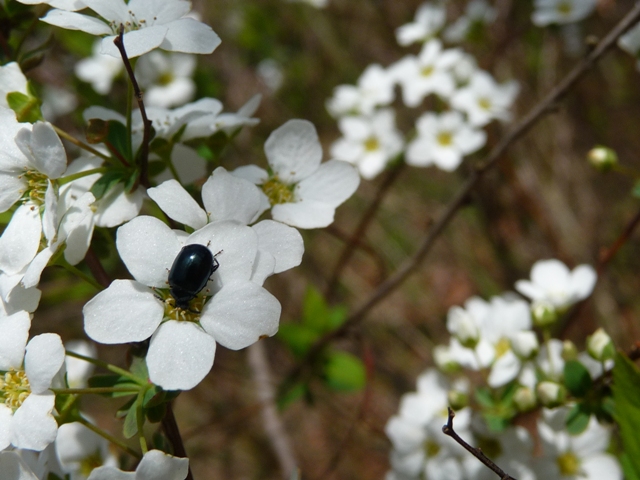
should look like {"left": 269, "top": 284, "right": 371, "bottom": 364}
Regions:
{"left": 561, "top": 340, "right": 578, "bottom": 361}
{"left": 433, "top": 345, "right": 460, "bottom": 373}
{"left": 587, "top": 328, "right": 614, "bottom": 361}
{"left": 513, "top": 386, "right": 537, "bottom": 412}
{"left": 510, "top": 331, "right": 539, "bottom": 359}
{"left": 447, "top": 307, "right": 479, "bottom": 349}
{"left": 447, "top": 389, "right": 469, "bottom": 410}
{"left": 587, "top": 146, "right": 618, "bottom": 172}
{"left": 531, "top": 300, "right": 558, "bottom": 327}
{"left": 536, "top": 381, "right": 566, "bottom": 407}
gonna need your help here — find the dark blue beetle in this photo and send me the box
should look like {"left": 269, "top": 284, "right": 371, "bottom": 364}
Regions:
{"left": 168, "top": 244, "right": 219, "bottom": 309}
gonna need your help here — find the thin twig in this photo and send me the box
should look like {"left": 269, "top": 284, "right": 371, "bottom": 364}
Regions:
{"left": 248, "top": 342, "right": 298, "bottom": 478}
{"left": 113, "top": 25, "right": 151, "bottom": 188}
{"left": 83, "top": 246, "right": 111, "bottom": 289}
{"left": 326, "top": 162, "right": 405, "bottom": 299}
{"left": 282, "top": 3, "right": 640, "bottom": 385}
{"left": 161, "top": 402, "right": 194, "bottom": 480}
{"left": 442, "top": 408, "right": 517, "bottom": 480}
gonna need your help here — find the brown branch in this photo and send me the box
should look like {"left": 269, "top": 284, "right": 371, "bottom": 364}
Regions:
{"left": 84, "top": 246, "right": 111, "bottom": 288}
{"left": 283, "top": 2, "right": 640, "bottom": 385}
{"left": 113, "top": 25, "right": 151, "bottom": 188}
{"left": 248, "top": 342, "right": 298, "bottom": 478}
{"left": 442, "top": 408, "right": 517, "bottom": 480}
{"left": 161, "top": 401, "right": 194, "bottom": 480}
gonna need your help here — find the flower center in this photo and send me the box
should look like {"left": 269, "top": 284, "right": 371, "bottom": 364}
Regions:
{"left": 557, "top": 451, "right": 581, "bottom": 476}
{"left": 164, "top": 296, "right": 206, "bottom": 323}
{"left": 494, "top": 337, "right": 511, "bottom": 358}
{"left": 262, "top": 176, "right": 294, "bottom": 205}
{"left": 556, "top": 1, "right": 573, "bottom": 15}
{"left": 363, "top": 136, "right": 380, "bottom": 152}
{"left": 478, "top": 97, "right": 492, "bottom": 111}
{"left": 157, "top": 72, "right": 174, "bottom": 86}
{"left": 0, "top": 368, "right": 31, "bottom": 411}
{"left": 421, "top": 65, "right": 435, "bottom": 77}
{"left": 424, "top": 439, "right": 440, "bottom": 458}
{"left": 20, "top": 169, "right": 49, "bottom": 205}
{"left": 436, "top": 131, "right": 453, "bottom": 146}
{"left": 79, "top": 449, "right": 107, "bottom": 477}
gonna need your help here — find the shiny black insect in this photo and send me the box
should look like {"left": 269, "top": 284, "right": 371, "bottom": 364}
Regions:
{"left": 168, "top": 244, "right": 219, "bottom": 309}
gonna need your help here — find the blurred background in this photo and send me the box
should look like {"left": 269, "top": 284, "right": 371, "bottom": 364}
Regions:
{"left": 21, "top": 0, "right": 640, "bottom": 477}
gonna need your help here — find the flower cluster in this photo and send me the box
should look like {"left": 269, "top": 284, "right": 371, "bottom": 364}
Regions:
{"left": 327, "top": 1, "right": 517, "bottom": 179}
{"left": 385, "top": 258, "right": 620, "bottom": 480}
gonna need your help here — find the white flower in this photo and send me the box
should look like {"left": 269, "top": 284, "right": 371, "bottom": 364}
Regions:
{"left": 514, "top": 259, "right": 597, "bottom": 311}
{"left": 64, "top": 340, "right": 97, "bottom": 388}
{"left": 55, "top": 421, "right": 118, "bottom": 479}
{"left": 287, "top": 0, "right": 328, "bottom": 7}
{"left": 330, "top": 109, "right": 403, "bottom": 180}
{"left": 443, "top": 0, "right": 497, "bottom": 44}
{"left": 0, "top": 451, "right": 39, "bottom": 480}
{"left": 0, "top": 62, "right": 29, "bottom": 109}
{"left": 257, "top": 59, "right": 284, "bottom": 92}
{"left": 235, "top": 119, "right": 360, "bottom": 228}
{"left": 87, "top": 449, "right": 188, "bottom": 480}
{"left": 406, "top": 110, "right": 486, "bottom": 171}
{"left": 395, "top": 2, "right": 446, "bottom": 46}
{"left": 586, "top": 328, "right": 613, "bottom": 362}
{"left": 75, "top": 41, "right": 123, "bottom": 94}
{"left": 39, "top": 0, "right": 221, "bottom": 58}
{"left": 136, "top": 51, "right": 196, "bottom": 108}
{"left": 15, "top": 0, "right": 85, "bottom": 10}
{"left": 326, "top": 64, "right": 394, "bottom": 117}
{"left": 0, "top": 312, "right": 65, "bottom": 451}
{"left": 390, "top": 40, "right": 463, "bottom": 107}
{"left": 534, "top": 409, "right": 622, "bottom": 480}
{"left": 536, "top": 381, "right": 564, "bottom": 406}
{"left": 618, "top": 22, "right": 640, "bottom": 69}
{"left": 0, "top": 109, "right": 67, "bottom": 276}
{"left": 532, "top": 0, "right": 598, "bottom": 26}
{"left": 41, "top": 85, "right": 78, "bottom": 121}
{"left": 83, "top": 215, "right": 283, "bottom": 390}
{"left": 451, "top": 70, "right": 519, "bottom": 127}
{"left": 148, "top": 167, "right": 304, "bottom": 282}
{"left": 385, "top": 369, "right": 473, "bottom": 479}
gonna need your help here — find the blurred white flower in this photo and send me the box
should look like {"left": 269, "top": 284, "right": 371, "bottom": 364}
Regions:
{"left": 443, "top": 0, "right": 497, "bottom": 44}
{"left": 330, "top": 109, "right": 403, "bottom": 180}
{"left": 326, "top": 64, "right": 394, "bottom": 117}
{"left": 257, "top": 59, "right": 284, "bottom": 92}
{"left": 287, "top": 0, "right": 328, "bottom": 7}
{"left": 451, "top": 70, "right": 519, "bottom": 127}
{"left": 515, "top": 259, "right": 597, "bottom": 311}
{"left": 391, "top": 40, "right": 462, "bottom": 107}
{"left": 136, "top": 51, "right": 197, "bottom": 108}
{"left": 55, "top": 421, "right": 118, "bottom": 479}
{"left": 75, "top": 41, "right": 123, "bottom": 94}
{"left": 41, "top": 85, "right": 78, "bottom": 121}
{"left": 532, "top": 0, "right": 598, "bottom": 26}
{"left": 0, "top": 62, "right": 29, "bottom": 108}
{"left": 618, "top": 22, "right": 640, "bottom": 70}
{"left": 64, "top": 340, "right": 97, "bottom": 388}
{"left": 395, "top": 2, "right": 446, "bottom": 46}
{"left": 534, "top": 409, "right": 622, "bottom": 480}
{"left": 406, "top": 110, "right": 486, "bottom": 171}
{"left": 0, "top": 451, "right": 39, "bottom": 480}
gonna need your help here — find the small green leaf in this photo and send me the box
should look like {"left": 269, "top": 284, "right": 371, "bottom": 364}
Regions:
{"left": 277, "top": 382, "right": 307, "bottom": 409}
{"left": 129, "top": 356, "right": 150, "bottom": 381}
{"left": 142, "top": 387, "right": 165, "bottom": 408}
{"left": 7, "top": 91, "right": 43, "bottom": 123}
{"left": 323, "top": 351, "right": 365, "bottom": 392}
{"left": 145, "top": 403, "right": 167, "bottom": 423}
{"left": 482, "top": 413, "right": 509, "bottom": 432}
{"left": 622, "top": 453, "right": 640, "bottom": 480}
{"left": 122, "top": 401, "right": 139, "bottom": 439}
{"left": 566, "top": 403, "right": 591, "bottom": 434}
{"left": 90, "top": 171, "right": 124, "bottom": 200}
{"left": 277, "top": 324, "right": 319, "bottom": 357}
{"left": 302, "top": 286, "right": 329, "bottom": 332}
{"left": 613, "top": 352, "right": 640, "bottom": 480}
{"left": 474, "top": 387, "right": 495, "bottom": 408}
{"left": 564, "top": 360, "right": 592, "bottom": 397}
{"left": 633, "top": 181, "right": 640, "bottom": 199}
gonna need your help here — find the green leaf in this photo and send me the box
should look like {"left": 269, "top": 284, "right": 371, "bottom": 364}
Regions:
{"left": 482, "top": 413, "right": 509, "bottom": 432}
{"left": 302, "top": 286, "right": 329, "bottom": 332}
{"left": 612, "top": 352, "right": 640, "bottom": 480}
{"left": 622, "top": 453, "right": 640, "bottom": 480}
{"left": 566, "top": 403, "right": 591, "bottom": 434}
{"left": 122, "top": 402, "right": 139, "bottom": 439}
{"left": 87, "top": 374, "right": 139, "bottom": 398}
{"left": 277, "top": 324, "right": 319, "bottom": 357}
{"left": 474, "top": 387, "right": 495, "bottom": 408}
{"left": 277, "top": 382, "right": 307, "bottom": 409}
{"left": 323, "top": 351, "right": 365, "bottom": 392}
{"left": 90, "top": 171, "right": 124, "bottom": 200}
{"left": 129, "top": 355, "right": 150, "bottom": 381}
{"left": 564, "top": 360, "right": 593, "bottom": 397}
{"left": 7, "top": 91, "right": 43, "bottom": 123}
{"left": 145, "top": 403, "right": 167, "bottom": 423}
{"left": 86, "top": 119, "right": 131, "bottom": 161}
{"left": 633, "top": 181, "right": 640, "bottom": 199}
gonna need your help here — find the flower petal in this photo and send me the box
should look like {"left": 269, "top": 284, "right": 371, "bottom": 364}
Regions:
{"left": 264, "top": 120, "right": 322, "bottom": 184}
{"left": 0, "top": 450, "right": 39, "bottom": 480}
{"left": 83, "top": 280, "right": 163, "bottom": 344}
{"left": 200, "top": 281, "right": 281, "bottom": 350}
{"left": 41, "top": 10, "right": 112, "bottom": 35}
{"left": 136, "top": 450, "right": 189, "bottom": 480}
{"left": 160, "top": 18, "right": 221, "bottom": 54}
{"left": 296, "top": 160, "right": 359, "bottom": 207}
{"left": 99, "top": 27, "right": 169, "bottom": 58}
{"left": 202, "top": 167, "right": 267, "bottom": 225}
{"left": 232, "top": 165, "right": 269, "bottom": 184}
{"left": 148, "top": 179, "right": 207, "bottom": 230}
{"left": 116, "top": 216, "right": 182, "bottom": 287}
{"left": 0, "top": 406, "right": 11, "bottom": 451}
{"left": 0, "top": 173, "right": 24, "bottom": 213}
{"left": 146, "top": 321, "right": 216, "bottom": 391}
{"left": 25, "top": 334, "right": 65, "bottom": 394}
{"left": 12, "top": 393, "right": 57, "bottom": 451}
{"left": 272, "top": 201, "right": 335, "bottom": 229}
{"left": 15, "top": 122, "right": 66, "bottom": 179}
{"left": 251, "top": 220, "right": 304, "bottom": 273}
{"left": 0, "top": 203, "right": 41, "bottom": 275}
{"left": 0, "top": 310, "right": 30, "bottom": 370}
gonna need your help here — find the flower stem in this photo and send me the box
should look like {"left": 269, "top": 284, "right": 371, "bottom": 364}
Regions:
{"left": 51, "top": 387, "right": 140, "bottom": 395}
{"left": 52, "top": 125, "right": 112, "bottom": 162}
{"left": 65, "top": 351, "right": 144, "bottom": 384}
{"left": 78, "top": 415, "right": 141, "bottom": 459}
{"left": 58, "top": 167, "right": 108, "bottom": 186}
{"left": 58, "top": 261, "right": 103, "bottom": 291}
